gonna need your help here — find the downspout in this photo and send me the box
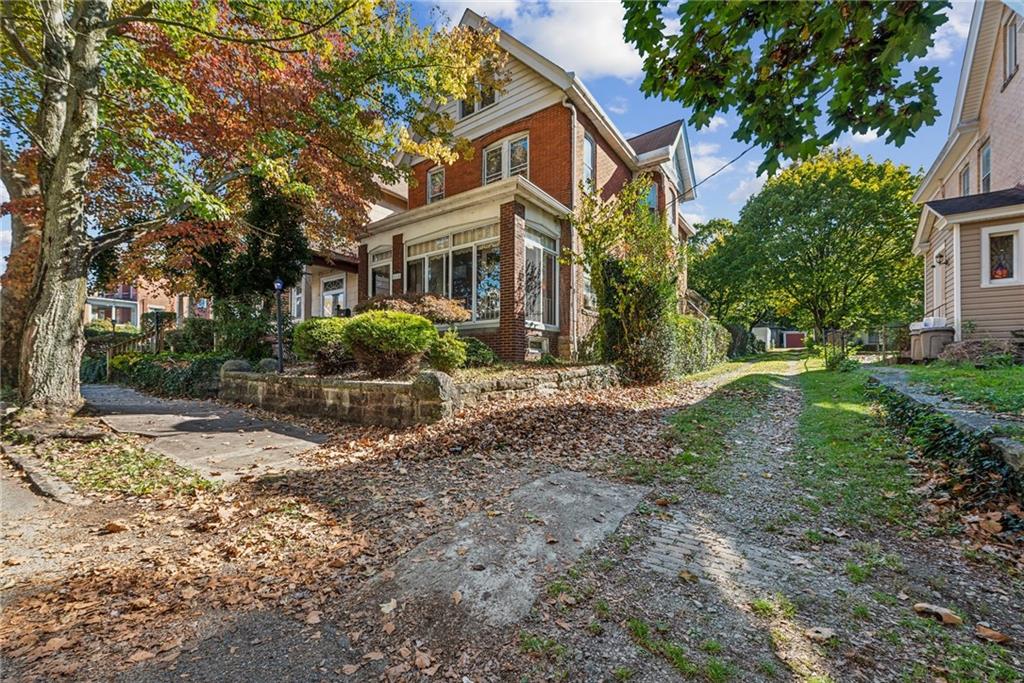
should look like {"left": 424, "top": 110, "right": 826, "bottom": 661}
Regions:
{"left": 561, "top": 96, "right": 578, "bottom": 358}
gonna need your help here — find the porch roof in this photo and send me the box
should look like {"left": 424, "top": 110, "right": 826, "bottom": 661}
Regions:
{"left": 925, "top": 187, "right": 1024, "bottom": 218}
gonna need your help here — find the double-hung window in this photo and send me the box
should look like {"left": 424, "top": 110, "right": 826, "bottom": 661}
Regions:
{"left": 524, "top": 229, "right": 557, "bottom": 327}
{"left": 405, "top": 225, "right": 500, "bottom": 322}
{"left": 981, "top": 225, "right": 1022, "bottom": 287}
{"left": 582, "top": 133, "right": 596, "bottom": 190}
{"left": 370, "top": 249, "right": 392, "bottom": 296}
{"left": 960, "top": 165, "right": 971, "bottom": 197}
{"left": 483, "top": 134, "right": 529, "bottom": 185}
{"left": 291, "top": 282, "right": 303, "bottom": 319}
{"left": 321, "top": 276, "right": 346, "bottom": 316}
{"left": 980, "top": 143, "right": 992, "bottom": 193}
{"left": 427, "top": 167, "right": 445, "bottom": 204}
{"left": 1005, "top": 17, "right": 1019, "bottom": 82}
{"left": 460, "top": 81, "right": 497, "bottom": 119}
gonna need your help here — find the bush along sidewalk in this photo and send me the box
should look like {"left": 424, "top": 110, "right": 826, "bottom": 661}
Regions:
{"left": 870, "top": 382, "right": 1023, "bottom": 502}
{"left": 105, "top": 352, "right": 232, "bottom": 399}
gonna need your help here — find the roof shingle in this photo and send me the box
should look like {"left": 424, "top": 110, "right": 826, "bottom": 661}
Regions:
{"left": 627, "top": 120, "right": 682, "bottom": 156}
{"left": 925, "top": 187, "right": 1024, "bottom": 217}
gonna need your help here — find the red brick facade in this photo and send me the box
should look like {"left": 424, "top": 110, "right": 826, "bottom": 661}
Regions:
{"left": 497, "top": 200, "right": 528, "bottom": 362}
{"left": 409, "top": 104, "right": 574, "bottom": 209}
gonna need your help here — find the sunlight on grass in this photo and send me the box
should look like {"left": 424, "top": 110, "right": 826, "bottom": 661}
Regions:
{"left": 901, "top": 364, "right": 1024, "bottom": 415}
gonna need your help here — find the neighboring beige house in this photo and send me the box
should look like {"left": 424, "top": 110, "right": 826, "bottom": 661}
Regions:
{"left": 913, "top": 0, "right": 1024, "bottom": 341}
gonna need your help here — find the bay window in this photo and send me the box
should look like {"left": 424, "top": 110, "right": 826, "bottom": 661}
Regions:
{"left": 525, "top": 229, "right": 557, "bottom": 327}
{"left": 370, "top": 249, "right": 392, "bottom": 296}
{"left": 405, "top": 225, "right": 500, "bottom": 322}
{"left": 482, "top": 134, "right": 529, "bottom": 185}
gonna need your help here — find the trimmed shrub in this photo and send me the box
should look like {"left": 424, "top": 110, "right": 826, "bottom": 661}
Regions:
{"left": 109, "top": 351, "right": 231, "bottom": 398}
{"left": 355, "top": 293, "right": 471, "bottom": 324}
{"left": 670, "top": 314, "right": 730, "bottom": 376}
{"left": 464, "top": 337, "right": 500, "bottom": 367}
{"left": 293, "top": 317, "right": 349, "bottom": 361}
{"left": 80, "top": 356, "right": 107, "bottom": 383}
{"left": 342, "top": 311, "right": 438, "bottom": 377}
{"left": 313, "top": 341, "right": 353, "bottom": 376}
{"left": 427, "top": 330, "right": 468, "bottom": 373}
{"left": 165, "top": 317, "right": 216, "bottom": 354}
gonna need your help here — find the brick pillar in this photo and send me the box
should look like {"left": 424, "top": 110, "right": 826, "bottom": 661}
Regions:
{"left": 358, "top": 244, "right": 369, "bottom": 302}
{"left": 392, "top": 233, "right": 404, "bottom": 295}
{"left": 498, "top": 201, "right": 527, "bottom": 362}
{"left": 558, "top": 218, "right": 574, "bottom": 359}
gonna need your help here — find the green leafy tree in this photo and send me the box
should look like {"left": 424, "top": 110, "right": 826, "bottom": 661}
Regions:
{"left": 736, "top": 149, "right": 922, "bottom": 339}
{"left": 623, "top": 1, "right": 949, "bottom": 174}
{"left": 2, "top": 0, "right": 500, "bottom": 409}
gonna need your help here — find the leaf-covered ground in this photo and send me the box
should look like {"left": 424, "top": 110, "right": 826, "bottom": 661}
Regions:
{"left": 1, "top": 354, "right": 1022, "bottom": 682}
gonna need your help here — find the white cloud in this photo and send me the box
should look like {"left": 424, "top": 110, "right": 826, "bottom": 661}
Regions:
{"left": 681, "top": 207, "right": 706, "bottom": 225}
{"left": 607, "top": 96, "right": 629, "bottom": 115}
{"left": 704, "top": 115, "right": 728, "bottom": 133}
{"left": 439, "top": 1, "right": 643, "bottom": 81}
{"left": 690, "top": 141, "right": 732, "bottom": 181}
{"left": 922, "top": 1, "right": 973, "bottom": 62}
{"left": 727, "top": 173, "right": 767, "bottom": 204}
{"left": 851, "top": 129, "right": 879, "bottom": 144}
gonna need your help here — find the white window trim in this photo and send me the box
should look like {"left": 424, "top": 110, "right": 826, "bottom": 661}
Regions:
{"left": 1005, "top": 17, "right": 1019, "bottom": 82}
{"left": 959, "top": 165, "right": 970, "bottom": 197}
{"left": 524, "top": 229, "right": 559, "bottom": 331}
{"left": 369, "top": 248, "right": 393, "bottom": 297}
{"left": 320, "top": 275, "right": 346, "bottom": 316}
{"left": 582, "top": 132, "right": 596, "bottom": 190}
{"left": 980, "top": 143, "right": 992, "bottom": 193}
{"left": 404, "top": 225, "right": 501, "bottom": 323}
{"left": 426, "top": 167, "right": 445, "bottom": 204}
{"left": 482, "top": 133, "right": 529, "bottom": 186}
{"left": 980, "top": 224, "right": 1023, "bottom": 288}
{"left": 459, "top": 83, "right": 499, "bottom": 120}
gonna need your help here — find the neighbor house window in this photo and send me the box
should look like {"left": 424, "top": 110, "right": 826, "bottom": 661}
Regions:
{"left": 524, "top": 229, "right": 557, "bottom": 327}
{"left": 1005, "top": 17, "right": 1019, "bottom": 81}
{"left": 483, "top": 134, "right": 528, "bottom": 185}
{"left": 960, "top": 165, "right": 970, "bottom": 197}
{"left": 321, "top": 276, "right": 346, "bottom": 316}
{"left": 980, "top": 143, "right": 992, "bottom": 193}
{"left": 582, "top": 266, "right": 597, "bottom": 310}
{"left": 370, "top": 249, "right": 392, "bottom": 296}
{"left": 981, "top": 225, "right": 1021, "bottom": 286}
{"left": 427, "top": 167, "right": 445, "bottom": 204}
{"left": 405, "top": 225, "right": 500, "bottom": 322}
{"left": 291, "top": 283, "right": 303, "bottom": 319}
{"left": 582, "top": 133, "right": 596, "bottom": 189}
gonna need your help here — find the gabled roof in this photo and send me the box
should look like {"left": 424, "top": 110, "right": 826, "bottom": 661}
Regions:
{"left": 458, "top": 9, "right": 697, "bottom": 201}
{"left": 628, "top": 121, "right": 683, "bottom": 155}
{"left": 926, "top": 187, "right": 1024, "bottom": 217}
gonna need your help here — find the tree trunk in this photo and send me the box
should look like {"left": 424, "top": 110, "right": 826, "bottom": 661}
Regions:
{"left": 18, "top": 0, "right": 111, "bottom": 410}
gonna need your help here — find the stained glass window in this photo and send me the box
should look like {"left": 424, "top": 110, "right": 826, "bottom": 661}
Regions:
{"left": 990, "top": 233, "right": 1015, "bottom": 280}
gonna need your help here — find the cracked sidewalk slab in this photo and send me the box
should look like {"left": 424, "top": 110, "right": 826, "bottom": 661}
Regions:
{"left": 81, "top": 384, "right": 327, "bottom": 483}
{"left": 375, "top": 470, "right": 647, "bottom": 630}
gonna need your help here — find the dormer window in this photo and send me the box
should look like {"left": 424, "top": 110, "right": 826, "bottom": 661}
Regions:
{"left": 483, "top": 134, "right": 528, "bottom": 185}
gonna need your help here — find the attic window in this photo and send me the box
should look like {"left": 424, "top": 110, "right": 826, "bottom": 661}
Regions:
{"left": 460, "top": 82, "right": 497, "bottom": 119}
{"left": 1005, "top": 17, "right": 1019, "bottom": 83}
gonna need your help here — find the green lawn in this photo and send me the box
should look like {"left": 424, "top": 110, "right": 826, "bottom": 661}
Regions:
{"left": 795, "top": 364, "right": 916, "bottom": 529}
{"left": 900, "top": 364, "right": 1024, "bottom": 415}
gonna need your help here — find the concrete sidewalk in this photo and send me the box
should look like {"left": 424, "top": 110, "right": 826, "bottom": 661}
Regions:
{"left": 81, "top": 384, "right": 327, "bottom": 483}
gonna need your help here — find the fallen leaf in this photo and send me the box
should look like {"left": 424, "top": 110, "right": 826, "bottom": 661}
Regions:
{"left": 805, "top": 626, "right": 835, "bottom": 643}
{"left": 305, "top": 611, "right": 321, "bottom": 625}
{"left": 414, "top": 650, "right": 431, "bottom": 669}
{"left": 379, "top": 598, "right": 397, "bottom": 614}
{"left": 382, "top": 622, "right": 395, "bottom": 635}
{"left": 913, "top": 603, "right": 962, "bottom": 626}
{"left": 678, "top": 569, "right": 699, "bottom": 583}
{"left": 545, "top": 535, "right": 558, "bottom": 544}
{"left": 654, "top": 497, "right": 670, "bottom": 506}
{"left": 975, "top": 624, "right": 1011, "bottom": 644}
{"left": 362, "top": 651, "right": 385, "bottom": 661}
{"left": 341, "top": 664, "right": 361, "bottom": 675}
{"left": 451, "top": 590, "right": 462, "bottom": 606}
{"left": 101, "top": 521, "right": 129, "bottom": 534}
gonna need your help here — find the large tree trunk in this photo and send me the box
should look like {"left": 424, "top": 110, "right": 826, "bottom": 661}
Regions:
{"left": 18, "top": 0, "right": 111, "bottom": 410}
{"left": 0, "top": 152, "right": 42, "bottom": 389}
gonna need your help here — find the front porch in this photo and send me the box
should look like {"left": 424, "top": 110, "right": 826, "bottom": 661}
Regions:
{"left": 357, "top": 177, "right": 586, "bottom": 362}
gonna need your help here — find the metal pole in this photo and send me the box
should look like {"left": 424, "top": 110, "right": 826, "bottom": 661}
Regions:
{"left": 275, "top": 289, "right": 284, "bottom": 374}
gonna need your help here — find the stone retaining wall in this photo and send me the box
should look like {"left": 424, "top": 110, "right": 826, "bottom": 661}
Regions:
{"left": 219, "top": 364, "right": 620, "bottom": 426}
{"left": 219, "top": 369, "right": 456, "bottom": 428}
{"left": 457, "top": 365, "right": 620, "bottom": 406}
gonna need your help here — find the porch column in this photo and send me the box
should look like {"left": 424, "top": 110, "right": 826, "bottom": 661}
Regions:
{"left": 357, "top": 245, "right": 369, "bottom": 302}
{"left": 498, "top": 200, "right": 527, "bottom": 362}
{"left": 302, "top": 269, "right": 313, "bottom": 319}
{"left": 392, "top": 233, "right": 404, "bottom": 294}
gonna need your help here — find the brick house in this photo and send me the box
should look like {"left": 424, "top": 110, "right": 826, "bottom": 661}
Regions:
{"left": 913, "top": 0, "right": 1024, "bottom": 342}
{"left": 356, "top": 9, "right": 698, "bottom": 361}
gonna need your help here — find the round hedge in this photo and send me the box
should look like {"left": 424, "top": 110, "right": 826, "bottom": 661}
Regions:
{"left": 342, "top": 311, "right": 438, "bottom": 377}
{"left": 292, "top": 317, "right": 349, "bottom": 361}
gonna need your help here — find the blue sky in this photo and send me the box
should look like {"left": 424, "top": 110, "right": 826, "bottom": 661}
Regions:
{"left": 0, "top": 1, "right": 974, "bottom": 261}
